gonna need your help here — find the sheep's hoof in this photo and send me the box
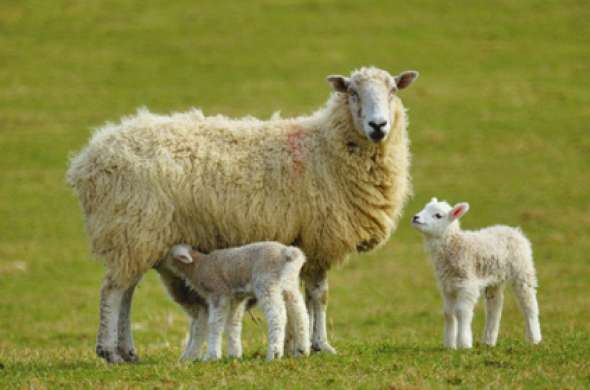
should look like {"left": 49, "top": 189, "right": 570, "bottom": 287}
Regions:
{"left": 311, "top": 342, "right": 337, "bottom": 355}
{"left": 266, "top": 349, "right": 283, "bottom": 361}
{"left": 292, "top": 347, "right": 310, "bottom": 357}
{"left": 118, "top": 347, "right": 140, "bottom": 363}
{"left": 96, "top": 345, "right": 125, "bottom": 364}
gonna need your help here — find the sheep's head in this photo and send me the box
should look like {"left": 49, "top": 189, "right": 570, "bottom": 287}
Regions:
{"left": 411, "top": 198, "right": 470, "bottom": 237}
{"left": 327, "top": 67, "right": 418, "bottom": 143}
{"left": 171, "top": 244, "right": 195, "bottom": 264}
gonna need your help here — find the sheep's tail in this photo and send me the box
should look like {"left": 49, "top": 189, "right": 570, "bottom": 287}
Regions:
{"left": 280, "top": 246, "right": 305, "bottom": 280}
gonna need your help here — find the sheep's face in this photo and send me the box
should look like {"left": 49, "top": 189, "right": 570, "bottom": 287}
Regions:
{"left": 327, "top": 67, "right": 418, "bottom": 143}
{"left": 171, "top": 244, "right": 194, "bottom": 264}
{"left": 411, "top": 198, "right": 470, "bottom": 237}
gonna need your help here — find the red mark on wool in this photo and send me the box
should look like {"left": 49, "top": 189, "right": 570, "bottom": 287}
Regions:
{"left": 287, "top": 127, "right": 305, "bottom": 177}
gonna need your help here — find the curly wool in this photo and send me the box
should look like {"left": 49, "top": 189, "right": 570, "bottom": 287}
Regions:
{"left": 67, "top": 73, "right": 412, "bottom": 287}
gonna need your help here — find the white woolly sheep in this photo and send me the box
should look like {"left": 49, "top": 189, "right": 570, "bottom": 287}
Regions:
{"left": 162, "top": 242, "right": 309, "bottom": 361}
{"left": 66, "top": 66, "right": 418, "bottom": 363}
{"left": 411, "top": 198, "right": 542, "bottom": 349}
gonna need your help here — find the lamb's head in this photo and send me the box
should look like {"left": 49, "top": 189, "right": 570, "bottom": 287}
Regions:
{"left": 170, "top": 244, "right": 195, "bottom": 264}
{"left": 327, "top": 67, "right": 418, "bottom": 143}
{"left": 411, "top": 198, "right": 470, "bottom": 237}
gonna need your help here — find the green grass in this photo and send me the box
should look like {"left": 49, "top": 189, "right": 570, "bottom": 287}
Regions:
{"left": 1, "top": 0, "right": 589, "bottom": 388}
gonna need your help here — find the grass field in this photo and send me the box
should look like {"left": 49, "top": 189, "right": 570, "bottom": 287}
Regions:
{"left": 1, "top": 0, "right": 589, "bottom": 388}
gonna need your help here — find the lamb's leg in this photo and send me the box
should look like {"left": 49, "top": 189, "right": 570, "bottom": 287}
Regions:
{"left": 180, "top": 306, "right": 208, "bottom": 362}
{"left": 116, "top": 280, "right": 141, "bottom": 362}
{"left": 258, "top": 289, "right": 287, "bottom": 360}
{"left": 482, "top": 285, "right": 504, "bottom": 346}
{"left": 96, "top": 275, "right": 127, "bottom": 364}
{"left": 303, "top": 270, "right": 337, "bottom": 354}
{"left": 225, "top": 299, "right": 246, "bottom": 359}
{"left": 304, "top": 289, "right": 315, "bottom": 348}
{"left": 284, "top": 288, "right": 310, "bottom": 357}
{"left": 442, "top": 293, "right": 457, "bottom": 349}
{"left": 454, "top": 288, "right": 479, "bottom": 349}
{"left": 206, "top": 297, "right": 229, "bottom": 361}
{"left": 156, "top": 265, "right": 209, "bottom": 361}
{"left": 512, "top": 281, "right": 542, "bottom": 344}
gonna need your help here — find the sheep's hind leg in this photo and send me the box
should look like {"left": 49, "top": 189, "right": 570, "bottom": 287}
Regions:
{"left": 512, "top": 281, "right": 542, "bottom": 344}
{"left": 304, "top": 270, "right": 337, "bottom": 354}
{"left": 96, "top": 275, "right": 127, "bottom": 364}
{"left": 482, "top": 285, "right": 504, "bottom": 346}
{"left": 116, "top": 279, "right": 141, "bottom": 362}
{"left": 258, "top": 289, "right": 287, "bottom": 360}
{"left": 284, "top": 288, "right": 310, "bottom": 357}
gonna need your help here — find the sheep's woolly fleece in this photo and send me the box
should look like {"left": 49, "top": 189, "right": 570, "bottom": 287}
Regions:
{"left": 67, "top": 67, "right": 412, "bottom": 287}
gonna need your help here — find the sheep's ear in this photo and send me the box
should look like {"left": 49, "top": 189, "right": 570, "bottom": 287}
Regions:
{"left": 394, "top": 71, "right": 419, "bottom": 90}
{"left": 449, "top": 202, "right": 470, "bottom": 221}
{"left": 327, "top": 75, "right": 350, "bottom": 93}
{"left": 172, "top": 245, "right": 193, "bottom": 264}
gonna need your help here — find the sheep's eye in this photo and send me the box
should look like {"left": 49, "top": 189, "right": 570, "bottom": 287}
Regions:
{"left": 349, "top": 90, "right": 359, "bottom": 99}
{"left": 434, "top": 213, "right": 442, "bottom": 219}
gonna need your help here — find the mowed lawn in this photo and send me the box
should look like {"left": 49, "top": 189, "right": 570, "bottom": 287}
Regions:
{"left": 1, "top": 1, "right": 589, "bottom": 388}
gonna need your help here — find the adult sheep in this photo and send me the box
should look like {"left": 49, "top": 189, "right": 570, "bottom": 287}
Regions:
{"left": 67, "top": 66, "right": 418, "bottom": 363}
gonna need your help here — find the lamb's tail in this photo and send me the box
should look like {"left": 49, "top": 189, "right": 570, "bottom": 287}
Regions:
{"left": 280, "top": 246, "right": 305, "bottom": 280}
{"left": 283, "top": 246, "right": 305, "bottom": 264}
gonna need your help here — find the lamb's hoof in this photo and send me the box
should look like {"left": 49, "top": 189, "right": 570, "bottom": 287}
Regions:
{"left": 96, "top": 345, "right": 125, "bottom": 364}
{"left": 311, "top": 342, "right": 337, "bottom": 354}
{"left": 118, "top": 347, "right": 140, "bottom": 363}
{"left": 266, "top": 350, "right": 283, "bottom": 361}
{"left": 292, "top": 347, "right": 310, "bottom": 357}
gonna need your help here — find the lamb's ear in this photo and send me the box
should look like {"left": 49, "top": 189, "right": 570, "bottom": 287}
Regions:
{"left": 327, "top": 75, "right": 350, "bottom": 93}
{"left": 449, "top": 202, "right": 470, "bottom": 221}
{"left": 172, "top": 245, "right": 193, "bottom": 264}
{"left": 394, "top": 71, "right": 419, "bottom": 90}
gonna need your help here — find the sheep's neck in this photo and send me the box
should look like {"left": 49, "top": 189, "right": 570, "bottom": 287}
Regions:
{"left": 175, "top": 250, "right": 207, "bottom": 279}
{"left": 425, "top": 224, "right": 463, "bottom": 258}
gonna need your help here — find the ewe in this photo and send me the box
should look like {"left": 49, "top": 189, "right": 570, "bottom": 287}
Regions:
{"left": 161, "top": 242, "right": 309, "bottom": 361}
{"left": 67, "top": 66, "right": 418, "bottom": 363}
{"left": 412, "top": 198, "right": 542, "bottom": 349}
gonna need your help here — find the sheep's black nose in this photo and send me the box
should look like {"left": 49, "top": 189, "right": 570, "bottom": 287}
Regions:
{"left": 412, "top": 215, "right": 419, "bottom": 222}
{"left": 368, "top": 120, "right": 387, "bottom": 131}
{"left": 369, "top": 129, "right": 386, "bottom": 142}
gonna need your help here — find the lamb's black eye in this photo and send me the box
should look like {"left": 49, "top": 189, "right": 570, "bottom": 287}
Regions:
{"left": 434, "top": 213, "right": 442, "bottom": 219}
{"left": 349, "top": 90, "right": 359, "bottom": 100}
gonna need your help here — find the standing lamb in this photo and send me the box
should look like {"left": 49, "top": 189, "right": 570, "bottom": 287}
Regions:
{"left": 66, "top": 66, "right": 418, "bottom": 363}
{"left": 411, "top": 198, "right": 542, "bottom": 349}
{"left": 161, "top": 242, "right": 309, "bottom": 361}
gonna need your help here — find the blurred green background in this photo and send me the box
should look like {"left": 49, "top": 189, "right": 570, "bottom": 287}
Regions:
{"left": 1, "top": 0, "right": 589, "bottom": 388}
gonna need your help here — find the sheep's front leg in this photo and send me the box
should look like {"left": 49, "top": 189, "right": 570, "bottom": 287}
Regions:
{"left": 96, "top": 275, "right": 127, "bottom": 364}
{"left": 225, "top": 299, "right": 247, "bottom": 359}
{"left": 455, "top": 288, "right": 479, "bottom": 349}
{"left": 442, "top": 293, "right": 458, "bottom": 349}
{"left": 116, "top": 280, "right": 141, "bottom": 362}
{"left": 180, "top": 306, "right": 208, "bottom": 362}
{"left": 482, "top": 285, "right": 504, "bottom": 346}
{"left": 206, "top": 297, "right": 230, "bottom": 361}
{"left": 303, "top": 270, "right": 337, "bottom": 354}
